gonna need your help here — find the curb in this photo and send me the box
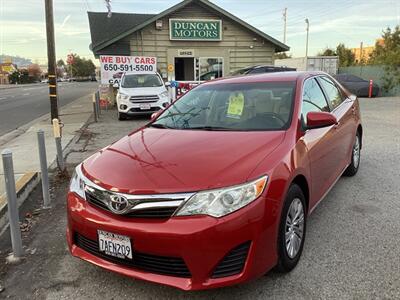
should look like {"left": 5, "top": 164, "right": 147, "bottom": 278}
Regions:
{"left": 0, "top": 172, "right": 39, "bottom": 234}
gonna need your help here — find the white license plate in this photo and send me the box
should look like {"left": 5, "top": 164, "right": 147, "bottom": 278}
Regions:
{"left": 98, "top": 230, "right": 132, "bottom": 259}
{"left": 139, "top": 104, "right": 151, "bottom": 110}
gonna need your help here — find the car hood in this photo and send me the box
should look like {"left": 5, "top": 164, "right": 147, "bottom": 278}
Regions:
{"left": 82, "top": 128, "right": 285, "bottom": 194}
{"left": 119, "top": 86, "right": 166, "bottom": 96}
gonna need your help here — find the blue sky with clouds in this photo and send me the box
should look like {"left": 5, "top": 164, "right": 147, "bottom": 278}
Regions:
{"left": 0, "top": 0, "right": 399, "bottom": 64}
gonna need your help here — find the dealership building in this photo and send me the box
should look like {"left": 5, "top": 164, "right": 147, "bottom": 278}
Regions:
{"left": 88, "top": 0, "right": 289, "bottom": 81}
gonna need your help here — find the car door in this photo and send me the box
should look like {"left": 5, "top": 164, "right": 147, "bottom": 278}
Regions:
{"left": 300, "top": 78, "right": 339, "bottom": 206}
{"left": 317, "top": 76, "right": 355, "bottom": 178}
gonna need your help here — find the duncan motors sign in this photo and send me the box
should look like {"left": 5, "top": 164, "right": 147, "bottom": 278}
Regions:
{"left": 100, "top": 55, "right": 157, "bottom": 85}
{"left": 169, "top": 19, "right": 222, "bottom": 41}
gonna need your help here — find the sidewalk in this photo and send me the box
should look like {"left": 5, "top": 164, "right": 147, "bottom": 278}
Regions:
{"left": 0, "top": 94, "right": 94, "bottom": 227}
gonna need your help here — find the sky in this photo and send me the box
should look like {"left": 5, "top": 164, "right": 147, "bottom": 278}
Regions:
{"left": 0, "top": 0, "right": 399, "bottom": 65}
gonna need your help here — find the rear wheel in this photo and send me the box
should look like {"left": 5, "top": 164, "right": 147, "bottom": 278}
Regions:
{"left": 118, "top": 112, "right": 127, "bottom": 121}
{"left": 343, "top": 133, "right": 361, "bottom": 176}
{"left": 276, "top": 184, "right": 307, "bottom": 272}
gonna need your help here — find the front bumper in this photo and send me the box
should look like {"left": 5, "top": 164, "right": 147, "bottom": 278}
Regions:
{"left": 67, "top": 192, "right": 278, "bottom": 290}
{"left": 117, "top": 98, "right": 169, "bottom": 115}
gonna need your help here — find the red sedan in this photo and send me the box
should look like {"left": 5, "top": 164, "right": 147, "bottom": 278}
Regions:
{"left": 67, "top": 72, "right": 362, "bottom": 290}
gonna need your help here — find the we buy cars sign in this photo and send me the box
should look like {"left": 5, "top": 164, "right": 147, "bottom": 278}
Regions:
{"left": 100, "top": 55, "right": 157, "bottom": 85}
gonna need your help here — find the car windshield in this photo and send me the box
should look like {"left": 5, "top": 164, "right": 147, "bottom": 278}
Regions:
{"left": 121, "top": 74, "right": 163, "bottom": 88}
{"left": 151, "top": 82, "right": 295, "bottom": 131}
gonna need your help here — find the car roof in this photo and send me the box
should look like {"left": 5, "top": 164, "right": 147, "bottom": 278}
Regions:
{"left": 204, "top": 71, "right": 327, "bottom": 85}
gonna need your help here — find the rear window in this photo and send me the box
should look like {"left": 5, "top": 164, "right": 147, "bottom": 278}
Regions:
{"left": 152, "top": 82, "right": 296, "bottom": 131}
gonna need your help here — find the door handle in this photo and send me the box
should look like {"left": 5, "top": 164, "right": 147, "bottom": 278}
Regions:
{"left": 351, "top": 106, "right": 356, "bottom": 115}
{"left": 334, "top": 121, "right": 341, "bottom": 129}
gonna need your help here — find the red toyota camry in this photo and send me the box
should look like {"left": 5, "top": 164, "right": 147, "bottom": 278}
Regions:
{"left": 67, "top": 72, "right": 362, "bottom": 290}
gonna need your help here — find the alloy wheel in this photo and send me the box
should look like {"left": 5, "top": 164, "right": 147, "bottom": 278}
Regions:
{"left": 285, "top": 198, "right": 305, "bottom": 259}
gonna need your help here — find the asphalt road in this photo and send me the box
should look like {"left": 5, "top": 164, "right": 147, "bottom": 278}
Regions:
{"left": 0, "top": 82, "right": 99, "bottom": 136}
{"left": 0, "top": 97, "right": 399, "bottom": 299}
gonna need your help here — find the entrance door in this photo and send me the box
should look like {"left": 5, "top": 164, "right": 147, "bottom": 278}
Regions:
{"left": 174, "top": 57, "right": 195, "bottom": 81}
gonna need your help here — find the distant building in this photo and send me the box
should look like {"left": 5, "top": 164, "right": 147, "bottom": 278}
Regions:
{"left": 351, "top": 38, "right": 384, "bottom": 63}
{"left": 0, "top": 63, "right": 17, "bottom": 85}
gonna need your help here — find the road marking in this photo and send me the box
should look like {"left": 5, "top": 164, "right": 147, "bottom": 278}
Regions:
{"left": 0, "top": 97, "right": 6, "bottom": 100}
{"left": 23, "top": 93, "right": 30, "bottom": 96}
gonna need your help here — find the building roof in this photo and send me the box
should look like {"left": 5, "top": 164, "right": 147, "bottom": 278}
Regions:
{"left": 88, "top": 0, "right": 289, "bottom": 54}
{"left": 88, "top": 12, "right": 156, "bottom": 51}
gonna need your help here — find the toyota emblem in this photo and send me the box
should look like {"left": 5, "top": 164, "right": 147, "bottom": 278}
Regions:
{"left": 108, "top": 194, "right": 129, "bottom": 214}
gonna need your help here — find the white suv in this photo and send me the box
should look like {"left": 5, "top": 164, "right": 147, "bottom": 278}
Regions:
{"left": 116, "top": 72, "right": 171, "bottom": 120}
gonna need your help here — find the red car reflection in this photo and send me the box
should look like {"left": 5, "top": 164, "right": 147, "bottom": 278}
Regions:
{"left": 67, "top": 72, "right": 362, "bottom": 290}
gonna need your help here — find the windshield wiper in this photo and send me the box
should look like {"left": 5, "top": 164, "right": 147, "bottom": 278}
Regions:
{"left": 149, "top": 123, "right": 172, "bottom": 129}
{"left": 187, "top": 126, "right": 233, "bottom": 131}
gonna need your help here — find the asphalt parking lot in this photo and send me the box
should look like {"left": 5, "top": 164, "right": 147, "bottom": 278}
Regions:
{"left": 0, "top": 97, "right": 399, "bottom": 299}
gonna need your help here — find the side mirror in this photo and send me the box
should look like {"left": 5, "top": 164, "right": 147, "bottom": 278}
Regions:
{"left": 306, "top": 112, "right": 337, "bottom": 129}
{"left": 113, "top": 83, "right": 119, "bottom": 88}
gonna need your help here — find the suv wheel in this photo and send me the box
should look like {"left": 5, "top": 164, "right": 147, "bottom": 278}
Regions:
{"left": 276, "top": 184, "right": 307, "bottom": 272}
{"left": 118, "top": 112, "right": 127, "bottom": 121}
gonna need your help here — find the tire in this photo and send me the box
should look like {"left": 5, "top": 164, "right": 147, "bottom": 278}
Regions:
{"left": 343, "top": 132, "right": 361, "bottom": 177}
{"left": 276, "top": 184, "right": 307, "bottom": 273}
{"left": 118, "top": 112, "right": 127, "bottom": 121}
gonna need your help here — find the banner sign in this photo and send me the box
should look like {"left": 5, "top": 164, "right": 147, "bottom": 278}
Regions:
{"left": 99, "top": 55, "right": 157, "bottom": 85}
{"left": 169, "top": 19, "right": 222, "bottom": 41}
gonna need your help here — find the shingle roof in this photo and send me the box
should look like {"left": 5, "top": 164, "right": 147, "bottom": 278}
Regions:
{"left": 88, "top": 12, "right": 156, "bottom": 49}
{"left": 88, "top": 0, "right": 289, "bottom": 53}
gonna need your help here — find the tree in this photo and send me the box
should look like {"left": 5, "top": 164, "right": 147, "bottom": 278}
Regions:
{"left": 57, "top": 59, "right": 65, "bottom": 67}
{"left": 67, "top": 54, "right": 96, "bottom": 77}
{"left": 318, "top": 48, "right": 337, "bottom": 56}
{"left": 369, "top": 26, "right": 400, "bottom": 92}
{"left": 336, "top": 44, "right": 355, "bottom": 67}
{"left": 274, "top": 52, "right": 292, "bottom": 60}
{"left": 28, "top": 64, "right": 42, "bottom": 81}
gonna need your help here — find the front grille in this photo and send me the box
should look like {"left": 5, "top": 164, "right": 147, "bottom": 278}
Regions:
{"left": 125, "top": 207, "right": 178, "bottom": 218}
{"left": 85, "top": 192, "right": 108, "bottom": 210}
{"left": 129, "top": 107, "right": 160, "bottom": 113}
{"left": 211, "top": 241, "right": 251, "bottom": 278}
{"left": 85, "top": 191, "right": 184, "bottom": 219}
{"left": 130, "top": 95, "right": 159, "bottom": 103}
{"left": 74, "top": 233, "right": 191, "bottom": 278}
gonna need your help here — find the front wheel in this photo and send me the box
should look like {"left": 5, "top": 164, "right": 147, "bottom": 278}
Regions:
{"left": 276, "top": 184, "right": 307, "bottom": 272}
{"left": 343, "top": 132, "right": 361, "bottom": 177}
{"left": 118, "top": 112, "right": 127, "bottom": 121}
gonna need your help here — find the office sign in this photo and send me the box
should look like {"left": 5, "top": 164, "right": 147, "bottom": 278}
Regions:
{"left": 178, "top": 49, "right": 195, "bottom": 57}
{"left": 99, "top": 55, "right": 157, "bottom": 85}
{"left": 170, "top": 19, "right": 222, "bottom": 41}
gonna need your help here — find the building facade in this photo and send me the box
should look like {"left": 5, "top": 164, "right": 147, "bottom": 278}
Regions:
{"left": 88, "top": 0, "right": 289, "bottom": 82}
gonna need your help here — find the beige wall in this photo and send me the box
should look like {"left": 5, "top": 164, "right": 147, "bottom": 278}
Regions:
{"left": 127, "top": 2, "right": 276, "bottom": 79}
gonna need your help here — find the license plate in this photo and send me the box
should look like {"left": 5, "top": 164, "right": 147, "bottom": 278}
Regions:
{"left": 98, "top": 230, "right": 132, "bottom": 259}
{"left": 139, "top": 104, "right": 151, "bottom": 110}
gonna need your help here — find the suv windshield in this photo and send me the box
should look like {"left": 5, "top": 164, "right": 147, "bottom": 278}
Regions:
{"left": 152, "top": 82, "right": 295, "bottom": 131}
{"left": 121, "top": 74, "right": 163, "bottom": 88}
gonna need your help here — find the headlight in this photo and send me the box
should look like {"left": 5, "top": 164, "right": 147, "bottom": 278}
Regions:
{"left": 175, "top": 176, "right": 268, "bottom": 218}
{"left": 118, "top": 93, "right": 130, "bottom": 101}
{"left": 159, "top": 91, "right": 169, "bottom": 98}
{"left": 69, "top": 164, "right": 86, "bottom": 199}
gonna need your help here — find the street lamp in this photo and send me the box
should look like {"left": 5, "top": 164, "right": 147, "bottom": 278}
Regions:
{"left": 305, "top": 18, "right": 310, "bottom": 58}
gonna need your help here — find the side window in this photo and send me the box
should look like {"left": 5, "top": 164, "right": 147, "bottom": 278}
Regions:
{"left": 318, "top": 76, "right": 344, "bottom": 109}
{"left": 302, "top": 78, "right": 330, "bottom": 125}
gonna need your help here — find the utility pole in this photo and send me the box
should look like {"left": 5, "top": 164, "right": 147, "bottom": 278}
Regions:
{"left": 305, "top": 18, "right": 310, "bottom": 58}
{"left": 283, "top": 8, "right": 287, "bottom": 44}
{"left": 44, "top": 0, "right": 59, "bottom": 121}
{"left": 359, "top": 41, "right": 363, "bottom": 63}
